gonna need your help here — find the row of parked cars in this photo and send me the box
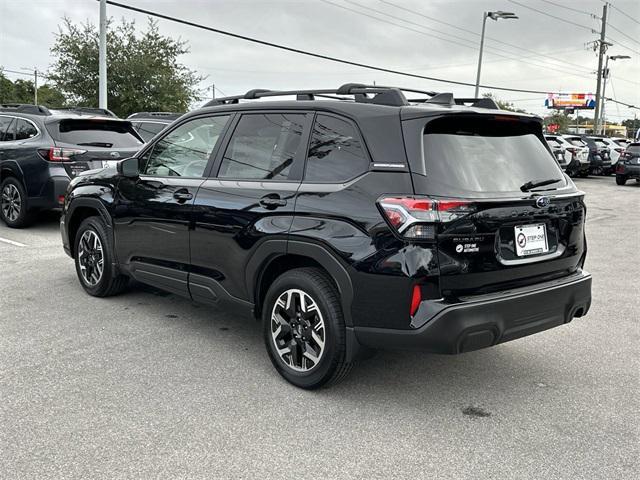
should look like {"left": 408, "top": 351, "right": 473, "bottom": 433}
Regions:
{"left": 544, "top": 133, "right": 640, "bottom": 185}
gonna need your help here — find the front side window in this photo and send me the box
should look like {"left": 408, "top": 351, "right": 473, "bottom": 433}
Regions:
{"left": 305, "top": 114, "right": 369, "bottom": 182}
{"left": 218, "top": 113, "right": 305, "bottom": 180}
{"left": 15, "top": 119, "right": 38, "bottom": 140}
{"left": 142, "top": 115, "right": 230, "bottom": 177}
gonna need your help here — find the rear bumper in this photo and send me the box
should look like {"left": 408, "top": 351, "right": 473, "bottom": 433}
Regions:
{"left": 617, "top": 165, "right": 640, "bottom": 179}
{"left": 354, "top": 270, "right": 592, "bottom": 354}
{"left": 28, "top": 176, "right": 69, "bottom": 210}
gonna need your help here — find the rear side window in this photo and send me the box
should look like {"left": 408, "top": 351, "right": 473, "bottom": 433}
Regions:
{"left": 0, "top": 116, "right": 15, "bottom": 141}
{"left": 135, "top": 121, "right": 167, "bottom": 142}
{"left": 218, "top": 113, "right": 306, "bottom": 180}
{"left": 15, "top": 119, "right": 38, "bottom": 140}
{"left": 545, "top": 137, "right": 561, "bottom": 146}
{"left": 305, "top": 114, "right": 369, "bottom": 182}
{"left": 48, "top": 119, "right": 143, "bottom": 148}
{"left": 422, "top": 116, "right": 566, "bottom": 195}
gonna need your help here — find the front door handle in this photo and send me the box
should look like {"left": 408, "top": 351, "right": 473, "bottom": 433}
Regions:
{"left": 260, "top": 195, "right": 287, "bottom": 209}
{"left": 173, "top": 189, "right": 193, "bottom": 201}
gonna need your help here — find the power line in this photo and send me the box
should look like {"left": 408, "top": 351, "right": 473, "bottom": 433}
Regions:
{"left": 606, "top": 34, "right": 640, "bottom": 56}
{"left": 538, "top": 0, "right": 597, "bottom": 17}
{"left": 378, "top": 0, "right": 596, "bottom": 74}
{"left": 100, "top": 0, "right": 638, "bottom": 108}
{"left": 607, "top": 22, "right": 640, "bottom": 47}
{"left": 507, "top": 0, "right": 600, "bottom": 33}
{"left": 327, "top": 0, "right": 597, "bottom": 80}
{"left": 101, "top": 0, "right": 549, "bottom": 95}
{"left": 609, "top": 2, "right": 640, "bottom": 26}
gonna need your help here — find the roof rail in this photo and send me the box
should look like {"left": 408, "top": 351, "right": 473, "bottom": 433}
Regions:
{"left": 50, "top": 107, "right": 118, "bottom": 117}
{"left": 127, "top": 111, "right": 183, "bottom": 120}
{"left": 203, "top": 83, "right": 420, "bottom": 108}
{"left": 201, "top": 84, "right": 501, "bottom": 110}
{"left": 0, "top": 104, "right": 51, "bottom": 115}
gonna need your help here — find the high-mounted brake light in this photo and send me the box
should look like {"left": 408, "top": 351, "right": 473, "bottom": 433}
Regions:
{"left": 378, "top": 196, "right": 474, "bottom": 239}
{"left": 38, "top": 147, "right": 87, "bottom": 162}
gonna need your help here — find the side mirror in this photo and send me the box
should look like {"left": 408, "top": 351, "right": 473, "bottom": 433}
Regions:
{"left": 117, "top": 157, "right": 139, "bottom": 178}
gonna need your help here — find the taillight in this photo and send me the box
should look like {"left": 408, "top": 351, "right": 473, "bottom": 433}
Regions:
{"left": 38, "top": 147, "right": 87, "bottom": 162}
{"left": 614, "top": 148, "right": 625, "bottom": 154}
{"left": 378, "top": 196, "right": 474, "bottom": 239}
{"left": 410, "top": 284, "right": 422, "bottom": 316}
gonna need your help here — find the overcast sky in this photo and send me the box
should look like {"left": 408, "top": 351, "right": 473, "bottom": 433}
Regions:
{"left": 1, "top": 0, "right": 638, "bottom": 120}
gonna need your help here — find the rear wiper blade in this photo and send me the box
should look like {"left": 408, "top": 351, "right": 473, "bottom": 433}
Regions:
{"left": 76, "top": 142, "right": 113, "bottom": 148}
{"left": 520, "top": 178, "right": 562, "bottom": 192}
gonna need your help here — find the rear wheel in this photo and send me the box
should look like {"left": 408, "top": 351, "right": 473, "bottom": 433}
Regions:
{"left": 262, "top": 268, "right": 352, "bottom": 389}
{"left": 0, "top": 177, "right": 32, "bottom": 228}
{"left": 615, "top": 175, "right": 627, "bottom": 185}
{"left": 74, "top": 216, "right": 128, "bottom": 297}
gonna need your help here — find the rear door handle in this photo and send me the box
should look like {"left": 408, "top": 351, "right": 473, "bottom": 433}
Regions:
{"left": 259, "top": 195, "right": 287, "bottom": 208}
{"left": 173, "top": 189, "right": 193, "bottom": 201}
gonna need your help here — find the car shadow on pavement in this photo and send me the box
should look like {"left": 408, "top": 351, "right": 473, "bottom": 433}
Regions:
{"left": 126, "top": 280, "right": 563, "bottom": 409}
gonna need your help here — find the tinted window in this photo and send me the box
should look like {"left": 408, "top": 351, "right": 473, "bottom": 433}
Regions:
{"left": 135, "top": 121, "right": 168, "bottom": 142}
{"left": 15, "top": 119, "right": 38, "bottom": 140}
{"left": 614, "top": 139, "right": 630, "bottom": 147}
{"left": 626, "top": 144, "right": 640, "bottom": 155}
{"left": 0, "top": 117, "right": 15, "bottom": 141}
{"left": 566, "top": 137, "right": 585, "bottom": 147}
{"left": 545, "top": 137, "right": 561, "bottom": 146}
{"left": 305, "top": 114, "right": 368, "bottom": 182}
{"left": 48, "top": 119, "right": 143, "bottom": 147}
{"left": 142, "top": 115, "right": 230, "bottom": 177}
{"left": 422, "top": 116, "right": 566, "bottom": 195}
{"left": 592, "top": 138, "right": 607, "bottom": 147}
{"left": 218, "top": 113, "right": 305, "bottom": 180}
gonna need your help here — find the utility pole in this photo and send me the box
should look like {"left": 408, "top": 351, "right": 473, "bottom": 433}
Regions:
{"left": 593, "top": 2, "right": 608, "bottom": 135}
{"left": 212, "top": 83, "right": 215, "bottom": 99}
{"left": 99, "top": 0, "right": 107, "bottom": 109}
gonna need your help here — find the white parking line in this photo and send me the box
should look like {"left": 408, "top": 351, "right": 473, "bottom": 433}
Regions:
{"left": 0, "top": 236, "right": 26, "bottom": 247}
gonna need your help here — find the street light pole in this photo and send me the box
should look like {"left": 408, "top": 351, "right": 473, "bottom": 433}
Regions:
{"left": 34, "top": 68, "right": 38, "bottom": 105}
{"left": 474, "top": 11, "right": 518, "bottom": 98}
{"left": 99, "top": 0, "right": 107, "bottom": 109}
{"left": 600, "top": 55, "right": 631, "bottom": 134}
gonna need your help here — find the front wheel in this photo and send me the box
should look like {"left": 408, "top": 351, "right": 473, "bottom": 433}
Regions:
{"left": 615, "top": 175, "right": 627, "bottom": 186}
{"left": 262, "top": 268, "right": 353, "bottom": 389}
{"left": 74, "top": 216, "right": 128, "bottom": 297}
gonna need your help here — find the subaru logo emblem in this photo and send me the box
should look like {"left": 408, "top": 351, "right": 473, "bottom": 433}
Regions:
{"left": 535, "top": 196, "right": 550, "bottom": 208}
{"left": 110, "top": 151, "right": 120, "bottom": 159}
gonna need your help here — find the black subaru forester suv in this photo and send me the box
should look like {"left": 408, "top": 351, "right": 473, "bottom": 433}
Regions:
{"left": 60, "top": 85, "right": 592, "bottom": 389}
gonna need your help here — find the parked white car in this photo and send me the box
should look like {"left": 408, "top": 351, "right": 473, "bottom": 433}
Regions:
{"left": 546, "top": 134, "right": 590, "bottom": 176}
{"left": 587, "top": 136, "right": 626, "bottom": 166}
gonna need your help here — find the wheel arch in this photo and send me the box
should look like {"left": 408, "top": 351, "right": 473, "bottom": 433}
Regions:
{"left": 248, "top": 239, "right": 355, "bottom": 328}
{"left": 66, "top": 198, "right": 113, "bottom": 257}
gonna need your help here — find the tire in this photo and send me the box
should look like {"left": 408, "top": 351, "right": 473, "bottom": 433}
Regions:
{"left": 262, "top": 267, "right": 353, "bottom": 389}
{"left": 0, "top": 177, "right": 32, "bottom": 228}
{"left": 74, "top": 216, "right": 128, "bottom": 297}
{"left": 615, "top": 175, "right": 627, "bottom": 186}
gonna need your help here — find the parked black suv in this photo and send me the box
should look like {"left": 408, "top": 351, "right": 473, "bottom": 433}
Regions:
{"left": 60, "top": 85, "right": 592, "bottom": 389}
{"left": 0, "top": 104, "right": 143, "bottom": 227}
{"left": 127, "top": 112, "right": 182, "bottom": 142}
{"left": 580, "top": 135, "right": 612, "bottom": 175}
{"left": 616, "top": 142, "right": 640, "bottom": 185}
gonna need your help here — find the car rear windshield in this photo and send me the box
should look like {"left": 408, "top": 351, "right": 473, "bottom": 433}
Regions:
{"left": 47, "top": 119, "right": 143, "bottom": 148}
{"left": 422, "top": 116, "right": 566, "bottom": 195}
{"left": 564, "top": 137, "right": 583, "bottom": 147}
{"left": 627, "top": 144, "right": 640, "bottom": 154}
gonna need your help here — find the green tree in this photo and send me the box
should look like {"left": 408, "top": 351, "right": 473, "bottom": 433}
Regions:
{"left": 543, "top": 110, "right": 572, "bottom": 133}
{"left": 0, "top": 71, "right": 66, "bottom": 106}
{"left": 621, "top": 118, "right": 640, "bottom": 135}
{"left": 49, "top": 17, "right": 202, "bottom": 117}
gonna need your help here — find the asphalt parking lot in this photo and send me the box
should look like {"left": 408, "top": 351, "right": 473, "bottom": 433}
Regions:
{"left": 1, "top": 177, "right": 638, "bottom": 480}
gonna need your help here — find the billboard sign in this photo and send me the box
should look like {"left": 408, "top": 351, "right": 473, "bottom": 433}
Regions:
{"left": 545, "top": 93, "right": 596, "bottom": 110}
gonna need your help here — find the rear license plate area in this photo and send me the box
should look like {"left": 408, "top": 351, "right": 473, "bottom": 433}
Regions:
{"left": 514, "top": 224, "right": 549, "bottom": 257}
